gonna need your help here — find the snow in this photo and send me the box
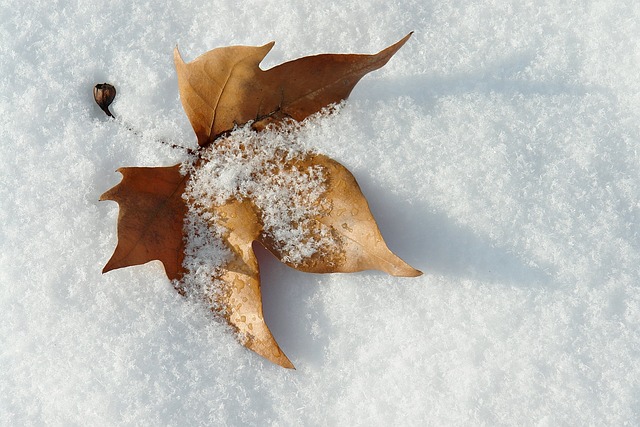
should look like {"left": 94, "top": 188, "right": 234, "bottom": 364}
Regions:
{"left": 184, "top": 123, "right": 331, "bottom": 267}
{"left": 2, "top": 0, "right": 640, "bottom": 424}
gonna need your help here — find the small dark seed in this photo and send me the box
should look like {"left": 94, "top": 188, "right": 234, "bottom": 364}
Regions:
{"left": 94, "top": 83, "right": 117, "bottom": 118}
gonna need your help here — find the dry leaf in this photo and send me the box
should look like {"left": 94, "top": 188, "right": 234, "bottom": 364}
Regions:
{"left": 101, "top": 34, "right": 420, "bottom": 368}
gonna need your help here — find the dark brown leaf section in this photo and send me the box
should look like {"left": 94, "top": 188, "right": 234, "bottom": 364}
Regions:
{"left": 100, "top": 165, "right": 188, "bottom": 281}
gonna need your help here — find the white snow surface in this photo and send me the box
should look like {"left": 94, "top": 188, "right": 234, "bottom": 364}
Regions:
{"left": 2, "top": 0, "right": 640, "bottom": 424}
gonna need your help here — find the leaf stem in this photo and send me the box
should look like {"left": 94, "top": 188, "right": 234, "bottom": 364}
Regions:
{"left": 107, "top": 113, "right": 199, "bottom": 157}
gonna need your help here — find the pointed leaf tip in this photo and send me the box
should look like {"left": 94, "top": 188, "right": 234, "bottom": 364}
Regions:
{"left": 391, "top": 32, "right": 413, "bottom": 50}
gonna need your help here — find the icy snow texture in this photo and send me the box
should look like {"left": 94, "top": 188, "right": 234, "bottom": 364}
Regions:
{"left": 179, "top": 206, "right": 230, "bottom": 312}
{"left": 184, "top": 124, "right": 332, "bottom": 267}
{"left": 2, "top": 0, "right": 640, "bottom": 425}
{"left": 180, "top": 124, "right": 333, "bottom": 320}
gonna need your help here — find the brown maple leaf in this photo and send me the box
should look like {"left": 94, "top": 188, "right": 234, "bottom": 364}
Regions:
{"left": 101, "top": 34, "right": 421, "bottom": 369}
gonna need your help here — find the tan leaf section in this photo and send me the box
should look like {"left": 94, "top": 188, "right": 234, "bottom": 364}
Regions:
{"left": 100, "top": 165, "right": 188, "bottom": 281}
{"left": 259, "top": 154, "right": 422, "bottom": 277}
{"left": 209, "top": 200, "right": 293, "bottom": 368}
{"left": 174, "top": 33, "right": 413, "bottom": 146}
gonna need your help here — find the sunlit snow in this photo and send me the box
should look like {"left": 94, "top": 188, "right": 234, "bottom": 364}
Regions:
{"left": 2, "top": 0, "right": 640, "bottom": 424}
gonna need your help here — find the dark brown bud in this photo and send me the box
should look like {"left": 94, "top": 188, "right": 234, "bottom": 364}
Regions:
{"left": 93, "top": 83, "right": 116, "bottom": 118}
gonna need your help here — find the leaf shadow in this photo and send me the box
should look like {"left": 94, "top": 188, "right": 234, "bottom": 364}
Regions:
{"left": 360, "top": 49, "right": 610, "bottom": 106}
{"left": 356, "top": 177, "right": 555, "bottom": 288}
{"left": 254, "top": 243, "right": 330, "bottom": 369}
